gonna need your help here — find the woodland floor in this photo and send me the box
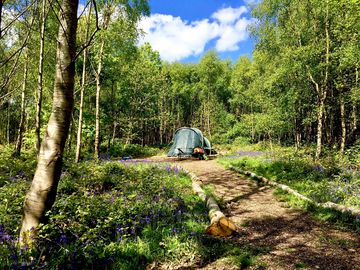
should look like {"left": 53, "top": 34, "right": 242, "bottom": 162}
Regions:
{"left": 149, "top": 156, "right": 360, "bottom": 270}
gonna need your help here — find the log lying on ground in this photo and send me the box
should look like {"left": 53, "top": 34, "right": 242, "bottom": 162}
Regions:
{"left": 229, "top": 165, "right": 360, "bottom": 217}
{"left": 184, "top": 170, "right": 237, "bottom": 237}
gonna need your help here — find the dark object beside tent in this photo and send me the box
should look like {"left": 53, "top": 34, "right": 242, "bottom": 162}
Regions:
{"left": 167, "top": 127, "right": 215, "bottom": 157}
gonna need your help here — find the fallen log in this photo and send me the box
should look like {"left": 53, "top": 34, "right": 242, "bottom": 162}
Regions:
{"left": 229, "top": 165, "right": 360, "bottom": 217}
{"left": 184, "top": 169, "right": 237, "bottom": 237}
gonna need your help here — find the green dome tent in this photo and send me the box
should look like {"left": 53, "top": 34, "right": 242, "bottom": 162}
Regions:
{"left": 167, "top": 127, "right": 213, "bottom": 157}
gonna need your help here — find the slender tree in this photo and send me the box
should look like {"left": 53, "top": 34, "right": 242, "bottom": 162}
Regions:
{"left": 75, "top": 1, "right": 92, "bottom": 163}
{"left": 14, "top": 54, "right": 28, "bottom": 156}
{"left": 94, "top": 4, "right": 112, "bottom": 159}
{"left": 20, "top": 0, "right": 79, "bottom": 243}
{"left": 35, "top": 0, "right": 47, "bottom": 152}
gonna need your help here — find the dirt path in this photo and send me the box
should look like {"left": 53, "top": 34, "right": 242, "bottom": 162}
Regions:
{"left": 174, "top": 159, "right": 360, "bottom": 270}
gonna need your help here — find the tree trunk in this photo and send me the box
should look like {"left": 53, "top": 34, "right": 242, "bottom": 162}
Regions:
{"left": 315, "top": 95, "right": 325, "bottom": 160}
{"left": 315, "top": 0, "right": 330, "bottom": 159}
{"left": 20, "top": 0, "right": 78, "bottom": 244}
{"left": 111, "top": 121, "right": 117, "bottom": 146}
{"left": 7, "top": 100, "right": 10, "bottom": 145}
{"left": 94, "top": 40, "right": 104, "bottom": 159}
{"left": 14, "top": 56, "right": 28, "bottom": 156}
{"left": 35, "top": 0, "right": 47, "bottom": 153}
{"left": 188, "top": 171, "right": 236, "bottom": 237}
{"left": 352, "top": 66, "right": 358, "bottom": 133}
{"left": 251, "top": 103, "right": 255, "bottom": 142}
{"left": 340, "top": 94, "right": 346, "bottom": 155}
{"left": 0, "top": 0, "right": 3, "bottom": 38}
{"left": 94, "top": 8, "right": 111, "bottom": 159}
{"left": 159, "top": 97, "right": 164, "bottom": 145}
{"left": 67, "top": 113, "right": 74, "bottom": 151}
{"left": 75, "top": 2, "right": 92, "bottom": 163}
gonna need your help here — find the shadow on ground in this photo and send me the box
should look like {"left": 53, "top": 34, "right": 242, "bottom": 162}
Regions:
{"left": 174, "top": 159, "right": 360, "bottom": 270}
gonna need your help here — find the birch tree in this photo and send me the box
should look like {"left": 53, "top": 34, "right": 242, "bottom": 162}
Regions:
{"left": 75, "top": 2, "right": 93, "bottom": 163}
{"left": 20, "top": 0, "right": 78, "bottom": 243}
{"left": 35, "top": 0, "right": 48, "bottom": 152}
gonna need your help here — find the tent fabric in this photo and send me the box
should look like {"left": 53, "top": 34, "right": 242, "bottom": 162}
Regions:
{"left": 168, "top": 127, "right": 206, "bottom": 157}
{"left": 203, "top": 137, "right": 211, "bottom": 149}
{"left": 203, "top": 137, "right": 212, "bottom": 155}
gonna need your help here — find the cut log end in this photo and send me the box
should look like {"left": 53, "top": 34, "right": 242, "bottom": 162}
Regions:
{"left": 206, "top": 217, "right": 237, "bottom": 237}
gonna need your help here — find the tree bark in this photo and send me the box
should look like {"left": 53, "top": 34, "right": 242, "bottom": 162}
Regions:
{"left": 352, "top": 66, "right": 358, "bottom": 133}
{"left": 187, "top": 170, "right": 236, "bottom": 237}
{"left": 340, "top": 94, "right": 346, "bottom": 155}
{"left": 159, "top": 97, "right": 164, "bottom": 145}
{"left": 14, "top": 55, "right": 28, "bottom": 156}
{"left": 7, "top": 99, "right": 10, "bottom": 145}
{"left": 75, "top": 2, "right": 92, "bottom": 163}
{"left": 315, "top": 95, "right": 325, "bottom": 160}
{"left": 94, "top": 8, "right": 111, "bottom": 159}
{"left": 35, "top": 0, "right": 47, "bottom": 153}
{"left": 316, "top": 0, "right": 330, "bottom": 159}
{"left": 0, "top": 0, "right": 3, "bottom": 38}
{"left": 20, "top": 0, "right": 78, "bottom": 244}
{"left": 94, "top": 39, "right": 104, "bottom": 159}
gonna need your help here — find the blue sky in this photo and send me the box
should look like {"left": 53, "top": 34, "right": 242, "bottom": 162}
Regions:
{"left": 138, "top": 0, "right": 259, "bottom": 63}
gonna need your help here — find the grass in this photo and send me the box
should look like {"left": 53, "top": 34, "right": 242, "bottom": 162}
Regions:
{"left": 0, "top": 147, "right": 261, "bottom": 269}
{"left": 218, "top": 143, "right": 360, "bottom": 232}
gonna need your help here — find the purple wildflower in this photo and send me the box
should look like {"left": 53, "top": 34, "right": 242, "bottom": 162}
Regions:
{"left": 59, "top": 233, "right": 67, "bottom": 245}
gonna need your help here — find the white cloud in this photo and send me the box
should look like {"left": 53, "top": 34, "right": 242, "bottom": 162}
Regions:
{"left": 244, "top": 0, "right": 261, "bottom": 6}
{"left": 216, "top": 17, "right": 253, "bottom": 52}
{"left": 138, "top": 6, "right": 253, "bottom": 62}
{"left": 212, "top": 6, "right": 248, "bottom": 24}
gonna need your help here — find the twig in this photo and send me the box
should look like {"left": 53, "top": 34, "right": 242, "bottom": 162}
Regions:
{"left": 0, "top": 15, "right": 35, "bottom": 93}
{"left": 0, "top": 1, "right": 35, "bottom": 35}
{"left": 73, "top": 0, "right": 100, "bottom": 61}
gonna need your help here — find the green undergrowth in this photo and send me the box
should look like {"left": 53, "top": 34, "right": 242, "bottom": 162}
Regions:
{"left": 104, "top": 143, "right": 161, "bottom": 159}
{"left": 0, "top": 146, "right": 36, "bottom": 188}
{"left": 219, "top": 144, "right": 360, "bottom": 231}
{"left": 0, "top": 149, "right": 260, "bottom": 269}
{"left": 273, "top": 189, "right": 360, "bottom": 232}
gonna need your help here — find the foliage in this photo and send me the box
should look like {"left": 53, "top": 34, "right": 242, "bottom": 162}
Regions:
{"left": 0, "top": 151, "right": 261, "bottom": 269}
{"left": 219, "top": 147, "right": 360, "bottom": 211}
{"left": 104, "top": 142, "right": 160, "bottom": 158}
{"left": 1, "top": 159, "right": 200, "bottom": 268}
{"left": 0, "top": 146, "right": 36, "bottom": 187}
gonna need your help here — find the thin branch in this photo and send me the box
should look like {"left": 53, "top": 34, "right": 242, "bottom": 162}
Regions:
{"left": 77, "top": 0, "right": 91, "bottom": 19}
{"left": 0, "top": 81, "right": 22, "bottom": 108}
{"left": 0, "top": 0, "right": 3, "bottom": 38}
{"left": 0, "top": 44, "right": 27, "bottom": 68}
{"left": 0, "top": 1, "right": 35, "bottom": 34}
{"left": 306, "top": 65, "right": 320, "bottom": 96}
{"left": 0, "top": 85, "right": 18, "bottom": 100}
{"left": 48, "top": 0, "right": 69, "bottom": 45}
{"left": 73, "top": 0, "right": 100, "bottom": 61}
{"left": 0, "top": 11, "right": 35, "bottom": 92}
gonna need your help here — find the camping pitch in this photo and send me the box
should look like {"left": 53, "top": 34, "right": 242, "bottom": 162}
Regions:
{"left": 167, "top": 127, "right": 214, "bottom": 158}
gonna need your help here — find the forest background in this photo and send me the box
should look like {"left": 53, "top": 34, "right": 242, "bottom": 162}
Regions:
{"left": 0, "top": 0, "right": 359, "bottom": 161}
{"left": 0, "top": 0, "right": 360, "bottom": 268}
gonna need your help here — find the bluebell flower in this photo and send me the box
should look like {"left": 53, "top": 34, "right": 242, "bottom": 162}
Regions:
{"left": 59, "top": 233, "right": 67, "bottom": 245}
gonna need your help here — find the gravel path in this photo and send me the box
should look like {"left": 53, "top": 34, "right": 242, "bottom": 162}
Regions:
{"left": 173, "top": 159, "right": 360, "bottom": 270}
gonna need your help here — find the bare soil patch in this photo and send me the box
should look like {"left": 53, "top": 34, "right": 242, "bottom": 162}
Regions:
{"left": 171, "top": 158, "right": 360, "bottom": 270}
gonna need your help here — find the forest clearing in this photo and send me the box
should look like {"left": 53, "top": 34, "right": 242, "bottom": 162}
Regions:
{"left": 1, "top": 0, "right": 360, "bottom": 269}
